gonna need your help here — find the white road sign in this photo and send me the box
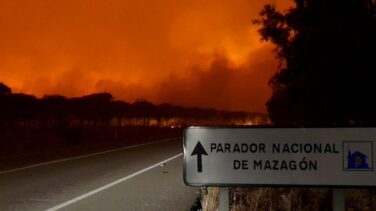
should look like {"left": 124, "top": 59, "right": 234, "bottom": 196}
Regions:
{"left": 183, "top": 127, "right": 376, "bottom": 187}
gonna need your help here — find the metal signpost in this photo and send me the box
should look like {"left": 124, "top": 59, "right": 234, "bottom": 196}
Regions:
{"left": 184, "top": 127, "right": 376, "bottom": 211}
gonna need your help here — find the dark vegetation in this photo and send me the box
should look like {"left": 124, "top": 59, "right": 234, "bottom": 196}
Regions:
{"left": 0, "top": 82, "right": 267, "bottom": 170}
{"left": 203, "top": 187, "right": 376, "bottom": 210}
{"left": 201, "top": 0, "right": 376, "bottom": 210}
{"left": 254, "top": 0, "right": 376, "bottom": 126}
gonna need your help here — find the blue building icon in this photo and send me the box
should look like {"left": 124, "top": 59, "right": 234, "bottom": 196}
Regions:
{"left": 347, "top": 150, "right": 370, "bottom": 169}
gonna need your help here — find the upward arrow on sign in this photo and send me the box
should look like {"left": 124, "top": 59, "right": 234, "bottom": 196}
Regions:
{"left": 191, "top": 141, "right": 208, "bottom": 173}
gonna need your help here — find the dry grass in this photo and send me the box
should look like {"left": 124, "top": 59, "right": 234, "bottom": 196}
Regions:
{"left": 201, "top": 187, "right": 376, "bottom": 211}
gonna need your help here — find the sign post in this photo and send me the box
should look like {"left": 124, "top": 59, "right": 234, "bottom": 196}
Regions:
{"left": 333, "top": 189, "right": 345, "bottom": 211}
{"left": 184, "top": 127, "right": 376, "bottom": 209}
{"left": 219, "top": 187, "right": 229, "bottom": 211}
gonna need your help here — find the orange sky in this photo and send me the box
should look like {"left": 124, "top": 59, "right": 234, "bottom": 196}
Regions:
{"left": 0, "top": 0, "right": 292, "bottom": 113}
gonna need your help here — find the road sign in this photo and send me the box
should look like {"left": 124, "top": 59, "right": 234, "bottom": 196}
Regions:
{"left": 183, "top": 127, "right": 376, "bottom": 187}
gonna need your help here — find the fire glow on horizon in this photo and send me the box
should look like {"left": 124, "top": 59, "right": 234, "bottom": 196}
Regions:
{"left": 0, "top": 0, "right": 292, "bottom": 113}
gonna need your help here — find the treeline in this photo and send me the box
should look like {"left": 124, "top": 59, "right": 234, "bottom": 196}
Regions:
{"left": 0, "top": 83, "right": 268, "bottom": 129}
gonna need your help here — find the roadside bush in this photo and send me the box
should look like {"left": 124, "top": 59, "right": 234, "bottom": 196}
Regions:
{"left": 203, "top": 187, "right": 376, "bottom": 211}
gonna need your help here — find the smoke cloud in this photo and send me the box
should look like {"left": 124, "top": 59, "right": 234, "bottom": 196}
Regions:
{"left": 0, "top": 0, "right": 292, "bottom": 112}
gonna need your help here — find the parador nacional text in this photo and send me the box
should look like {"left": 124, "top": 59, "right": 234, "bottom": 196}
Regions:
{"left": 210, "top": 143, "right": 340, "bottom": 154}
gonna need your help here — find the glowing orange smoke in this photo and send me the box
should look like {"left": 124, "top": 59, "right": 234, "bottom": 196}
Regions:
{"left": 0, "top": 0, "right": 292, "bottom": 113}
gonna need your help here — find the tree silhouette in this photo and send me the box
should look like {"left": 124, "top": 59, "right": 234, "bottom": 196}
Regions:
{"left": 132, "top": 99, "right": 155, "bottom": 127}
{"left": 75, "top": 93, "right": 114, "bottom": 127}
{"left": 5, "top": 94, "right": 38, "bottom": 128}
{"left": 0, "top": 83, "right": 268, "bottom": 129}
{"left": 157, "top": 103, "right": 176, "bottom": 127}
{"left": 254, "top": 0, "right": 376, "bottom": 126}
{"left": 41, "top": 95, "right": 69, "bottom": 128}
{"left": 111, "top": 100, "right": 132, "bottom": 127}
{"left": 0, "top": 82, "right": 11, "bottom": 95}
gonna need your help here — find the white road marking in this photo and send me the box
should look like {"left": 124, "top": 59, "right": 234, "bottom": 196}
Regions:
{"left": 46, "top": 153, "right": 183, "bottom": 211}
{"left": 0, "top": 137, "right": 179, "bottom": 174}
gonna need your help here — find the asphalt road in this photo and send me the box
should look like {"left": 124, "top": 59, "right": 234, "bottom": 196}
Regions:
{"left": 0, "top": 138, "right": 199, "bottom": 211}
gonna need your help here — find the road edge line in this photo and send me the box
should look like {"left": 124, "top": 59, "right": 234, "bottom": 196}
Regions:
{"left": 46, "top": 153, "right": 183, "bottom": 211}
{"left": 0, "top": 137, "right": 179, "bottom": 174}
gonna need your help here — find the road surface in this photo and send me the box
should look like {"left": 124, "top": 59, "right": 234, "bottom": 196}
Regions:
{"left": 0, "top": 138, "right": 199, "bottom": 211}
